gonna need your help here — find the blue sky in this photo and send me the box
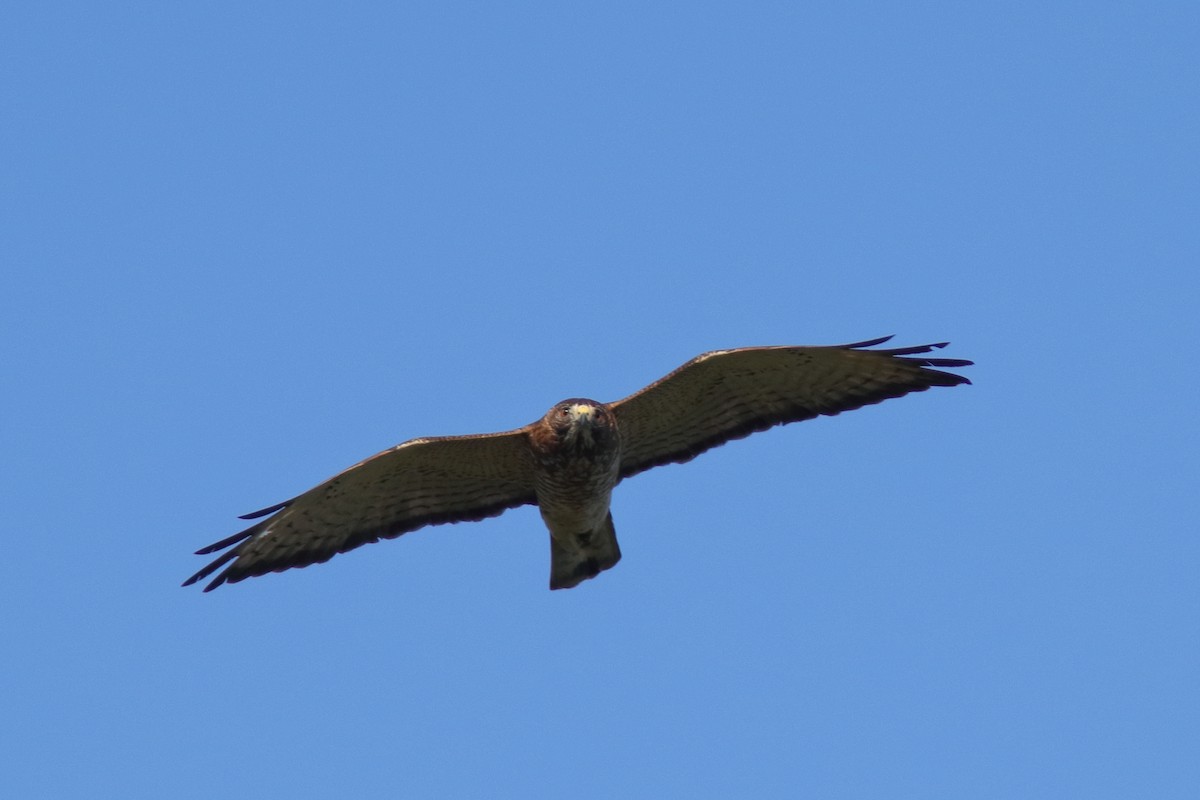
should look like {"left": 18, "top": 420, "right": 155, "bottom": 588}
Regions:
{"left": 3, "top": 2, "right": 1197, "bottom": 797}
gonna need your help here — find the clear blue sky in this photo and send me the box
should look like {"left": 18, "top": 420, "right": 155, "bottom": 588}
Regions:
{"left": 3, "top": 2, "right": 1197, "bottom": 798}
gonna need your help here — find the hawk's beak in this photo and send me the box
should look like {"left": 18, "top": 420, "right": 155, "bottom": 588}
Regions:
{"left": 568, "top": 404, "right": 597, "bottom": 426}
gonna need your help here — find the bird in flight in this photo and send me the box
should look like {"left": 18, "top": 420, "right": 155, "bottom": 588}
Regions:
{"left": 184, "top": 336, "right": 972, "bottom": 592}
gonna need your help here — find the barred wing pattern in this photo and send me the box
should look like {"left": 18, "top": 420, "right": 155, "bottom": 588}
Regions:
{"left": 184, "top": 430, "right": 537, "bottom": 591}
{"left": 611, "top": 337, "right": 972, "bottom": 480}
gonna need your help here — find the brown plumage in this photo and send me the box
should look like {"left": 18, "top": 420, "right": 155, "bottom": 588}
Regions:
{"left": 184, "top": 336, "right": 972, "bottom": 592}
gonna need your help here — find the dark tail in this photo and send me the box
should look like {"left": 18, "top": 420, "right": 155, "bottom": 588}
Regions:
{"left": 549, "top": 512, "right": 622, "bottom": 590}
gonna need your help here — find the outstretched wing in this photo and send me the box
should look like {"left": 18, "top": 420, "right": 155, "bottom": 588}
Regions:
{"left": 610, "top": 336, "right": 972, "bottom": 480}
{"left": 184, "top": 429, "right": 537, "bottom": 591}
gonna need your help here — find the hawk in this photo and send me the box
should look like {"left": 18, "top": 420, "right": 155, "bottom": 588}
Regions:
{"left": 184, "top": 336, "right": 971, "bottom": 592}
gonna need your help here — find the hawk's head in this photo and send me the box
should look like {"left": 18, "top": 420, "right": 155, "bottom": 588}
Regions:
{"left": 541, "top": 398, "right": 618, "bottom": 454}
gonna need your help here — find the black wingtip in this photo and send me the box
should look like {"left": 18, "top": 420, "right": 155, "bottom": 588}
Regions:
{"left": 238, "top": 499, "right": 291, "bottom": 520}
{"left": 194, "top": 527, "right": 255, "bottom": 555}
{"left": 188, "top": 507, "right": 284, "bottom": 588}
{"left": 183, "top": 535, "right": 246, "bottom": 590}
{"left": 943, "top": 372, "right": 972, "bottom": 386}
{"left": 876, "top": 341, "right": 960, "bottom": 357}
{"left": 180, "top": 573, "right": 224, "bottom": 591}
{"left": 922, "top": 365, "right": 972, "bottom": 388}
{"left": 845, "top": 335, "right": 895, "bottom": 349}
{"left": 869, "top": 338, "right": 973, "bottom": 387}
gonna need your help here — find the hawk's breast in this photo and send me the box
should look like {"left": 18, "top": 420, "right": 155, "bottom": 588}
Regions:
{"left": 534, "top": 446, "right": 620, "bottom": 536}
{"left": 527, "top": 399, "right": 622, "bottom": 537}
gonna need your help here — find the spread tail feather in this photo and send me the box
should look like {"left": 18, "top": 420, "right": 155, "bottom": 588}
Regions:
{"left": 549, "top": 512, "right": 622, "bottom": 590}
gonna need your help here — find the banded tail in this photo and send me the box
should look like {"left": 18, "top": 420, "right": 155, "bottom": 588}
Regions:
{"left": 549, "top": 512, "right": 622, "bottom": 590}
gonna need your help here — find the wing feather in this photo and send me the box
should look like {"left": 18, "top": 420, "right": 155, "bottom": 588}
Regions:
{"left": 611, "top": 337, "right": 971, "bottom": 480}
{"left": 184, "top": 429, "right": 537, "bottom": 591}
